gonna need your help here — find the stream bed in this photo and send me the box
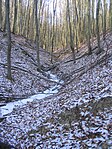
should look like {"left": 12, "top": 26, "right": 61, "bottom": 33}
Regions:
{"left": 0, "top": 72, "right": 63, "bottom": 117}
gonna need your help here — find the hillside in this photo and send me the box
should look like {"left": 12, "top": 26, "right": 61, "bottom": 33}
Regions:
{"left": 0, "top": 31, "right": 112, "bottom": 148}
{"left": 0, "top": 30, "right": 57, "bottom": 102}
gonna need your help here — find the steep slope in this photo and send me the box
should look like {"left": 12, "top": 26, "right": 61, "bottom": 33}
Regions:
{"left": 0, "top": 32, "right": 112, "bottom": 148}
{"left": 0, "top": 30, "right": 55, "bottom": 101}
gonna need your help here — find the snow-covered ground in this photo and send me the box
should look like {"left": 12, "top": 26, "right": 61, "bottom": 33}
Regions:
{"left": 0, "top": 31, "right": 53, "bottom": 98}
{"left": 0, "top": 31, "right": 112, "bottom": 148}
{"left": 0, "top": 72, "right": 63, "bottom": 117}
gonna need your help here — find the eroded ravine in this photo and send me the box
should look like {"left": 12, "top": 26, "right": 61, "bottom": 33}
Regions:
{"left": 0, "top": 72, "right": 63, "bottom": 117}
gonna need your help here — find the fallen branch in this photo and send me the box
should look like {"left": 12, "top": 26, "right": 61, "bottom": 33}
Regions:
{"left": 0, "top": 94, "right": 29, "bottom": 101}
{"left": 41, "top": 62, "right": 59, "bottom": 71}
{"left": 0, "top": 63, "right": 63, "bottom": 86}
{"left": 64, "top": 52, "right": 88, "bottom": 64}
{"left": 64, "top": 53, "right": 112, "bottom": 86}
{"left": 20, "top": 47, "right": 36, "bottom": 63}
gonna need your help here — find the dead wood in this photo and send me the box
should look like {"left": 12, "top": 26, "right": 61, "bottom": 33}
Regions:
{"left": 64, "top": 53, "right": 112, "bottom": 86}
{"left": 0, "top": 95, "right": 28, "bottom": 102}
{"left": 0, "top": 62, "right": 63, "bottom": 86}
{"left": 41, "top": 62, "right": 59, "bottom": 71}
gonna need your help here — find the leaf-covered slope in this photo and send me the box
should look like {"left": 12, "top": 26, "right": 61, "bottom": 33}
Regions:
{"left": 0, "top": 30, "right": 53, "bottom": 100}
{"left": 0, "top": 32, "right": 112, "bottom": 148}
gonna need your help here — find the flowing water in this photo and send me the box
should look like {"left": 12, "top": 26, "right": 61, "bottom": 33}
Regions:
{"left": 0, "top": 72, "right": 63, "bottom": 117}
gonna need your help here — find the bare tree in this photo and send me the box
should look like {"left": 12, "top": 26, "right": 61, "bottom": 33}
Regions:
{"left": 74, "top": 0, "right": 79, "bottom": 53}
{"left": 51, "top": 0, "right": 57, "bottom": 63}
{"left": 96, "top": 0, "right": 102, "bottom": 54}
{"left": 103, "top": 0, "right": 107, "bottom": 38}
{"left": 34, "top": 0, "right": 40, "bottom": 70}
{"left": 5, "top": 0, "right": 12, "bottom": 79}
{"left": 87, "top": 0, "right": 92, "bottom": 55}
{"left": 12, "top": 0, "right": 17, "bottom": 33}
{"left": 67, "top": 0, "right": 75, "bottom": 63}
{"left": 1, "top": 0, "right": 111, "bottom": 59}
{"left": 0, "top": 0, "right": 2, "bottom": 30}
{"left": 110, "top": 0, "right": 112, "bottom": 31}
{"left": 92, "top": 0, "right": 95, "bottom": 36}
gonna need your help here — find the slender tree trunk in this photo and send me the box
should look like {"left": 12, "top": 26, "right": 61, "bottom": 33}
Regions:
{"left": 92, "top": 0, "right": 95, "bottom": 36}
{"left": 51, "top": 0, "right": 57, "bottom": 63}
{"left": 96, "top": 0, "right": 102, "bottom": 54}
{"left": 110, "top": 0, "right": 112, "bottom": 31}
{"left": 12, "top": 0, "right": 17, "bottom": 33}
{"left": 34, "top": 0, "right": 40, "bottom": 70}
{"left": 65, "top": 11, "right": 69, "bottom": 48}
{"left": 0, "top": 0, "right": 2, "bottom": 30}
{"left": 29, "top": 1, "right": 35, "bottom": 40}
{"left": 74, "top": 0, "right": 79, "bottom": 52}
{"left": 103, "top": 0, "right": 106, "bottom": 37}
{"left": 6, "top": 0, "right": 12, "bottom": 80}
{"left": 67, "top": 0, "right": 75, "bottom": 62}
{"left": 87, "top": 0, "right": 92, "bottom": 55}
{"left": 18, "top": 0, "right": 22, "bottom": 35}
{"left": 26, "top": 1, "right": 31, "bottom": 38}
{"left": 3, "top": 2, "right": 6, "bottom": 32}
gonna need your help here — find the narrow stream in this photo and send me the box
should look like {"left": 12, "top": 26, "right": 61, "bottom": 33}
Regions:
{"left": 0, "top": 72, "right": 63, "bottom": 117}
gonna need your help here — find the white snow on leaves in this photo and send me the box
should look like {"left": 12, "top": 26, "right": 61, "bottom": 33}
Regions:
{"left": 0, "top": 32, "right": 112, "bottom": 148}
{"left": 0, "top": 32, "right": 52, "bottom": 98}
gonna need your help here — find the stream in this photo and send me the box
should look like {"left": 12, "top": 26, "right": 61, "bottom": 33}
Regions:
{"left": 0, "top": 72, "right": 63, "bottom": 118}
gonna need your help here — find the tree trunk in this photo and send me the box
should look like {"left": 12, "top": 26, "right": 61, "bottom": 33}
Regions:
{"left": 6, "top": 0, "right": 12, "bottom": 80}
{"left": 67, "top": 0, "right": 75, "bottom": 63}
{"left": 74, "top": 0, "right": 79, "bottom": 53}
{"left": 12, "top": 0, "right": 17, "bottom": 33}
{"left": 92, "top": 0, "right": 95, "bottom": 36}
{"left": 96, "top": 0, "right": 102, "bottom": 54}
{"left": 34, "top": 0, "right": 40, "bottom": 70}
{"left": 87, "top": 0, "right": 92, "bottom": 55}
{"left": 110, "top": 0, "right": 112, "bottom": 31}
{"left": 103, "top": 0, "right": 107, "bottom": 39}
{"left": 0, "top": 0, "right": 2, "bottom": 30}
{"left": 51, "top": 0, "right": 57, "bottom": 63}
